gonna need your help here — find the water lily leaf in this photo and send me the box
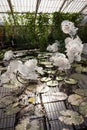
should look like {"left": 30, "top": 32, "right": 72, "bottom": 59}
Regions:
{"left": 72, "top": 63, "right": 81, "bottom": 68}
{"left": 12, "top": 102, "right": 19, "bottom": 107}
{"left": 45, "top": 64, "right": 53, "bottom": 68}
{"left": 15, "top": 117, "right": 30, "bottom": 130}
{"left": 5, "top": 105, "right": 21, "bottom": 115}
{"left": 47, "top": 70, "right": 55, "bottom": 74}
{"left": 82, "top": 67, "right": 87, "bottom": 73}
{"left": 56, "top": 76, "right": 64, "bottom": 81}
{"left": 0, "top": 96, "right": 17, "bottom": 106}
{"left": 68, "top": 94, "right": 83, "bottom": 106}
{"left": 40, "top": 77, "right": 51, "bottom": 82}
{"left": 64, "top": 78, "right": 77, "bottom": 84}
{"left": 28, "top": 97, "right": 35, "bottom": 104}
{"left": 74, "top": 89, "right": 87, "bottom": 97}
{"left": 29, "top": 120, "right": 40, "bottom": 130}
{"left": 40, "top": 61, "right": 51, "bottom": 65}
{"left": 3, "top": 84, "right": 16, "bottom": 89}
{"left": 47, "top": 80, "right": 58, "bottom": 87}
{"left": 79, "top": 102, "right": 87, "bottom": 117}
{"left": 76, "top": 66, "right": 82, "bottom": 73}
{"left": 36, "top": 84, "right": 49, "bottom": 93}
{"left": 59, "top": 110, "right": 84, "bottom": 125}
{"left": 20, "top": 104, "right": 35, "bottom": 116}
{"left": 35, "top": 106, "right": 44, "bottom": 117}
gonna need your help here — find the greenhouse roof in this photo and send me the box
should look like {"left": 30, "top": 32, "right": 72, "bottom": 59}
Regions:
{"left": 0, "top": 0, "right": 87, "bottom": 22}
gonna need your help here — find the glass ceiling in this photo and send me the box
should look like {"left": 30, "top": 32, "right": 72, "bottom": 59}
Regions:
{"left": 0, "top": 0, "right": 87, "bottom": 22}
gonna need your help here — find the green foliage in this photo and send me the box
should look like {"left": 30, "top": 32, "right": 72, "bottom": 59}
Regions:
{"left": 37, "top": 13, "right": 51, "bottom": 51}
{"left": 78, "top": 24, "right": 87, "bottom": 43}
{"left": 51, "top": 12, "right": 82, "bottom": 52}
{"left": 3, "top": 12, "right": 83, "bottom": 51}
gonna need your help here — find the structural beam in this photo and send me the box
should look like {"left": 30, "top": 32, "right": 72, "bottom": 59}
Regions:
{"left": 35, "top": 0, "right": 41, "bottom": 19}
{"left": 79, "top": 4, "right": 87, "bottom": 13}
{"left": 58, "top": 0, "right": 66, "bottom": 12}
{"left": 7, "top": 0, "right": 16, "bottom": 24}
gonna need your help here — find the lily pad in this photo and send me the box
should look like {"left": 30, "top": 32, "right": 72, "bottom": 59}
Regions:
{"left": 82, "top": 67, "right": 87, "bottom": 73}
{"left": 79, "top": 102, "right": 87, "bottom": 117}
{"left": 5, "top": 105, "right": 21, "bottom": 115}
{"left": 40, "top": 77, "right": 51, "bottom": 82}
{"left": 56, "top": 76, "right": 64, "bottom": 81}
{"left": 45, "top": 64, "right": 53, "bottom": 68}
{"left": 64, "top": 78, "right": 77, "bottom": 84}
{"left": 35, "top": 106, "right": 44, "bottom": 117}
{"left": 0, "top": 96, "right": 17, "bottom": 106}
{"left": 59, "top": 110, "right": 84, "bottom": 125}
{"left": 68, "top": 94, "right": 83, "bottom": 106}
{"left": 46, "top": 80, "right": 58, "bottom": 87}
{"left": 46, "top": 70, "right": 55, "bottom": 74}
{"left": 40, "top": 61, "right": 51, "bottom": 65}
{"left": 36, "top": 83, "right": 49, "bottom": 93}
{"left": 74, "top": 88, "right": 87, "bottom": 97}
{"left": 3, "top": 83, "right": 17, "bottom": 89}
{"left": 15, "top": 117, "right": 30, "bottom": 130}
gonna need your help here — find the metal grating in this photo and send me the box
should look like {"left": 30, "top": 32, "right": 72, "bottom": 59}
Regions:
{"left": 0, "top": 88, "right": 15, "bottom": 130}
{"left": 0, "top": 82, "right": 87, "bottom": 129}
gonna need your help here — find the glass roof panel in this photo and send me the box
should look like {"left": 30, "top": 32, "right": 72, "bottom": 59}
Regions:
{"left": 0, "top": 0, "right": 10, "bottom": 12}
{"left": 38, "top": 0, "right": 64, "bottom": 13}
{"left": 11, "top": 0, "right": 37, "bottom": 12}
{"left": 0, "top": 0, "right": 87, "bottom": 22}
{"left": 61, "top": 0, "right": 87, "bottom": 13}
{"left": 82, "top": 8, "right": 87, "bottom": 14}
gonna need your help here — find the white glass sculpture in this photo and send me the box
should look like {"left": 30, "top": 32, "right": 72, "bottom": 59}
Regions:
{"left": 47, "top": 42, "right": 59, "bottom": 52}
{"left": 3, "top": 50, "right": 14, "bottom": 61}
{"left": 61, "top": 20, "right": 78, "bottom": 37}
{"left": 65, "top": 36, "right": 83, "bottom": 63}
{"left": 50, "top": 53, "right": 70, "bottom": 70}
{"left": 61, "top": 20, "right": 83, "bottom": 63}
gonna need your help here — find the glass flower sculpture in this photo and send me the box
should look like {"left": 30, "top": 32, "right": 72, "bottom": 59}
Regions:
{"left": 47, "top": 41, "right": 59, "bottom": 52}
{"left": 61, "top": 20, "right": 83, "bottom": 63}
{"left": 50, "top": 52, "right": 70, "bottom": 70}
{"left": 61, "top": 20, "right": 78, "bottom": 37}
{"left": 0, "top": 59, "right": 44, "bottom": 86}
{"left": 3, "top": 50, "right": 14, "bottom": 61}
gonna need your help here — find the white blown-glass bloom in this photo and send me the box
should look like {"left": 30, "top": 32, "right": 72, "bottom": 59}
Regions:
{"left": 0, "top": 60, "right": 22, "bottom": 85}
{"left": 0, "top": 59, "right": 43, "bottom": 85}
{"left": 61, "top": 20, "right": 78, "bottom": 36}
{"left": 7, "top": 60, "right": 22, "bottom": 74}
{"left": 65, "top": 36, "right": 83, "bottom": 63}
{"left": 50, "top": 53, "right": 71, "bottom": 70}
{"left": 25, "top": 59, "right": 44, "bottom": 75}
{"left": 47, "top": 42, "right": 59, "bottom": 52}
{"left": 3, "top": 50, "right": 14, "bottom": 61}
{"left": 17, "top": 59, "right": 43, "bottom": 80}
{"left": 25, "top": 59, "right": 37, "bottom": 70}
{"left": 0, "top": 72, "right": 10, "bottom": 84}
{"left": 18, "top": 62, "right": 38, "bottom": 80}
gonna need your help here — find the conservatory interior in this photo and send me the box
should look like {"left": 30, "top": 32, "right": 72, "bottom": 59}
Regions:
{"left": 0, "top": 0, "right": 87, "bottom": 130}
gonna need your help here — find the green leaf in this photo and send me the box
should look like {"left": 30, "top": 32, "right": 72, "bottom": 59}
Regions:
{"left": 59, "top": 110, "right": 84, "bottom": 125}
{"left": 68, "top": 94, "right": 83, "bottom": 106}
{"left": 64, "top": 78, "right": 77, "bottom": 85}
